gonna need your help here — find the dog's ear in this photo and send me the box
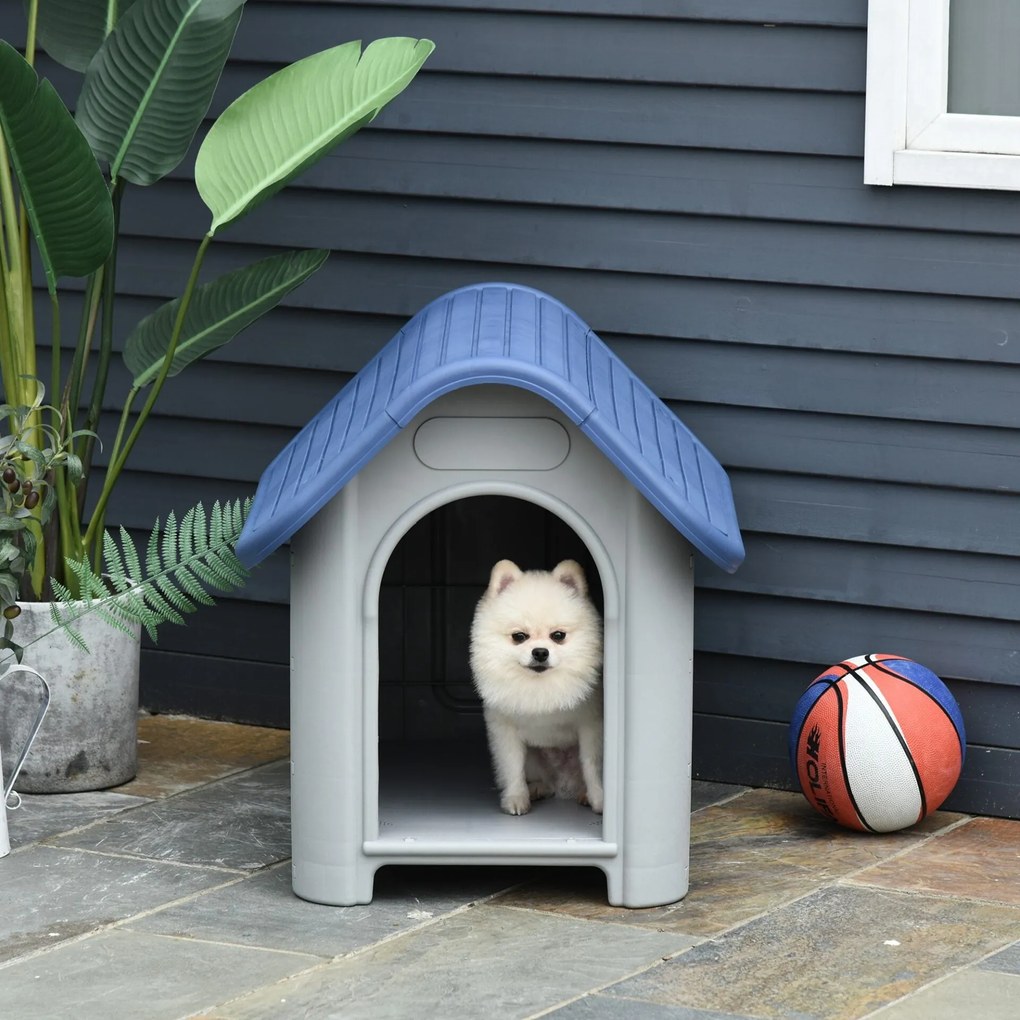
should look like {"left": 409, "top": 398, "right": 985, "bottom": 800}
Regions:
{"left": 553, "top": 559, "right": 587, "bottom": 598}
{"left": 489, "top": 560, "right": 522, "bottom": 596}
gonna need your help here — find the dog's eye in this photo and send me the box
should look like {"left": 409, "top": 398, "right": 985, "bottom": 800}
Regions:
{"left": 511, "top": 632, "right": 528, "bottom": 644}
{"left": 550, "top": 631, "right": 566, "bottom": 643}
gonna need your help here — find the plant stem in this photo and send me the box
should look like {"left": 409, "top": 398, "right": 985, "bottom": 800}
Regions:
{"left": 105, "top": 384, "right": 140, "bottom": 487}
{"left": 0, "top": 135, "right": 29, "bottom": 405}
{"left": 90, "top": 385, "right": 138, "bottom": 574}
{"left": 49, "top": 292, "right": 60, "bottom": 426}
{"left": 80, "top": 181, "right": 123, "bottom": 442}
{"left": 18, "top": 0, "right": 38, "bottom": 379}
{"left": 83, "top": 232, "right": 214, "bottom": 554}
{"left": 24, "top": 1, "right": 38, "bottom": 65}
{"left": 66, "top": 267, "right": 104, "bottom": 429}
{"left": 73, "top": 182, "right": 123, "bottom": 563}
{"left": 26, "top": 291, "right": 63, "bottom": 595}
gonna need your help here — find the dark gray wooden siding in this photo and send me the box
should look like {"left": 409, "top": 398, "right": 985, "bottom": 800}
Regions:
{"left": 5, "top": 1, "right": 1019, "bottom": 817}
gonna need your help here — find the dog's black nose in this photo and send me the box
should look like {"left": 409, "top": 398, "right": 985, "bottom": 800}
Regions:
{"left": 532, "top": 647, "right": 549, "bottom": 663}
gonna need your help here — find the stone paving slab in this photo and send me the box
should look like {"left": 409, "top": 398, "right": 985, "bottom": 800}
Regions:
{"left": 980, "top": 940, "right": 1020, "bottom": 974}
{"left": 47, "top": 760, "right": 290, "bottom": 870}
{"left": 122, "top": 715, "right": 290, "bottom": 799}
{"left": 867, "top": 969, "right": 1020, "bottom": 1020}
{"left": 495, "top": 788, "right": 965, "bottom": 937}
{"left": 197, "top": 904, "right": 699, "bottom": 1020}
{"left": 544, "top": 995, "right": 759, "bottom": 1018}
{"left": 128, "top": 862, "right": 535, "bottom": 958}
{"left": 849, "top": 816, "right": 1020, "bottom": 906}
{"left": 689, "top": 780, "right": 746, "bottom": 812}
{"left": 0, "top": 844, "right": 236, "bottom": 963}
{"left": 0, "top": 928, "right": 318, "bottom": 1020}
{"left": 5, "top": 789, "right": 151, "bottom": 846}
{"left": 598, "top": 885, "right": 1020, "bottom": 1020}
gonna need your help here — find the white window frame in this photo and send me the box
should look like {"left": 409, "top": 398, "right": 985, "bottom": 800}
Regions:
{"left": 865, "top": 0, "right": 1020, "bottom": 189}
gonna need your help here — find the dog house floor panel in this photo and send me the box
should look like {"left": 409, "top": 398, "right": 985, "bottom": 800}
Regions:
{"left": 373, "top": 741, "right": 607, "bottom": 851}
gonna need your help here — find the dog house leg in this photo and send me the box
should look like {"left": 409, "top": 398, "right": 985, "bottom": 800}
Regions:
{"left": 616, "top": 492, "right": 696, "bottom": 908}
{"left": 289, "top": 505, "right": 377, "bottom": 906}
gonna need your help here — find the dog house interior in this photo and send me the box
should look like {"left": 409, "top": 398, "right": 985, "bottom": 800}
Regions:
{"left": 375, "top": 494, "right": 606, "bottom": 843}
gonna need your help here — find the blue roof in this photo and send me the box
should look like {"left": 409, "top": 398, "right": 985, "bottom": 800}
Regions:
{"left": 236, "top": 283, "right": 744, "bottom": 572}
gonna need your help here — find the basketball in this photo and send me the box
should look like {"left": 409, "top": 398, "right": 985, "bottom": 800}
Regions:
{"left": 789, "top": 653, "right": 966, "bottom": 832}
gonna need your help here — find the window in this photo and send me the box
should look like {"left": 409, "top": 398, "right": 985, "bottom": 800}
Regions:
{"left": 865, "top": 0, "right": 1020, "bottom": 189}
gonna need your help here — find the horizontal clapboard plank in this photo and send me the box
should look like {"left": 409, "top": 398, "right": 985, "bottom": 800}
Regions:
{"left": 232, "top": 6, "right": 865, "bottom": 91}
{"left": 944, "top": 747, "right": 1020, "bottom": 819}
{"left": 69, "top": 328, "right": 1020, "bottom": 438}
{"left": 4, "top": 2, "right": 866, "bottom": 78}
{"left": 121, "top": 188, "right": 1020, "bottom": 302}
{"left": 307, "top": 0, "right": 867, "bottom": 27}
{"left": 51, "top": 247, "right": 1020, "bottom": 376}
{"left": 141, "top": 648, "right": 289, "bottom": 727}
{"left": 731, "top": 471, "right": 1020, "bottom": 557}
{"left": 51, "top": 250, "right": 1020, "bottom": 385}
{"left": 697, "top": 536, "right": 1020, "bottom": 623}
{"left": 213, "top": 64, "right": 870, "bottom": 157}
{"left": 618, "top": 341, "right": 1020, "bottom": 428}
{"left": 693, "top": 653, "right": 1019, "bottom": 749}
{"left": 84, "top": 396, "right": 1020, "bottom": 499}
{"left": 692, "top": 715, "right": 792, "bottom": 789}
{"left": 692, "top": 714, "right": 1020, "bottom": 819}
{"left": 677, "top": 405, "right": 1020, "bottom": 492}
{"left": 135, "top": 598, "right": 287, "bottom": 663}
{"left": 191, "top": 134, "right": 1020, "bottom": 237}
{"left": 695, "top": 590, "right": 1020, "bottom": 686}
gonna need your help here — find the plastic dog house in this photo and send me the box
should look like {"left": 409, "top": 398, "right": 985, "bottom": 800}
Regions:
{"left": 236, "top": 282, "right": 744, "bottom": 908}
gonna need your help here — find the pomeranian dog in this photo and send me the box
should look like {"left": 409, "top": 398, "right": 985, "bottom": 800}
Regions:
{"left": 470, "top": 558, "right": 603, "bottom": 816}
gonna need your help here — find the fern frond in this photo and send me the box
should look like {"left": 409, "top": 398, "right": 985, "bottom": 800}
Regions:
{"left": 66, "top": 556, "right": 112, "bottom": 601}
{"left": 179, "top": 505, "right": 196, "bottom": 562}
{"left": 191, "top": 502, "right": 210, "bottom": 555}
{"left": 96, "top": 603, "right": 154, "bottom": 641}
{"left": 48, "top": 596, "right": 91, "bottom": 653}
{"left": 144, "top": 518, "right": 161, "bottom": 575}
{"left": 161, "top": 512, "right": 178, "bottom": 573}
{"left": 173, "top": 565, "right": 217, "bottom": 606}
{"left": 102, "top": 530, "right": 129, "bottom": 590}
{"left": 119, "top": 526, "right": 143, "bottom": 587}
{"left": 51, "top": 497, "right": 252, "bottom": 647}
{"left": 60, "top": 621, "right": 92, "bottom": 654}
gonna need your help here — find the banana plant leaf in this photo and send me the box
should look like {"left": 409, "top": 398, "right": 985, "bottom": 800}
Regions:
{"left": 195, "top": 36, "right": 434, "bottom": 235}
{"left": 76, "top": 0, "right": 244, "bottom": 186}
{"left": 0, "top": 42, "right": 114, "bottom": 291}
{"left": 122, "top": 247, "right": 329, "bottom": 387}
{"left": 30, "top": 0, "right": 140, "bottom": 72}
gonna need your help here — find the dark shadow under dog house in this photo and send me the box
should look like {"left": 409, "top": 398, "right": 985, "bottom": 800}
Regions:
{"left": 237, "top": 282, "right": 744, "bottom": 908}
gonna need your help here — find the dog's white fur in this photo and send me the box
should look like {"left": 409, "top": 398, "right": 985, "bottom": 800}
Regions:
{"left": 470, "top": 559, "right": 604, "bottom": 816}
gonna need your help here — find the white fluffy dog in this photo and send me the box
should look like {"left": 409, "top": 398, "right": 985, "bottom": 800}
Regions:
{"left": 470, "top": 559, "right": 603, "bottom": 816}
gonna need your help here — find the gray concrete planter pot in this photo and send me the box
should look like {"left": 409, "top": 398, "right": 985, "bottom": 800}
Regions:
{"left": 0, "top": 602, "right": 141, "bottom": 793}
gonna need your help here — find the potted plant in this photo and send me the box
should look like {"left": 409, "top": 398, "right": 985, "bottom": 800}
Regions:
{"left": 0, "top": 0, "right": 434, "bottom": 791}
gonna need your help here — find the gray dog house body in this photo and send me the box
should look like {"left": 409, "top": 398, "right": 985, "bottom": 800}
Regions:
{"left": 238, "top": 283, "right": 743, "bottom": 908}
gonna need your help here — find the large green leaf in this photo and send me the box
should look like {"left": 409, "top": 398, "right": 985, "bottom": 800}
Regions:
{"left": 123, "top": 248, "right": 329, "bottom": 387}
{"left": 195, "top": 37, "right": 434, "bottom": 235}
{"left": 31, "top": 0, "right": 140, "bottom": 72}
{"left": 0, "top": 42, "right": 114, "bottom": 291}
{"left": 76, "top": 0, "right": 244, "bottom": 186}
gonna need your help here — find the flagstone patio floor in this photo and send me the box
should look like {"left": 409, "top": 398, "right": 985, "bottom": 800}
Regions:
{"left": 2, "top": 714, "right": 1018, "bottom": 1019}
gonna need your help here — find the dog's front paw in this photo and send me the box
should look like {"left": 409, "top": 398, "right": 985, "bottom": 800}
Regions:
{"left": 501, "top": 790, "right": 532, "bottom": 815}
{"left": 586, "top": 788, "right": 604, "bottom": 814}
